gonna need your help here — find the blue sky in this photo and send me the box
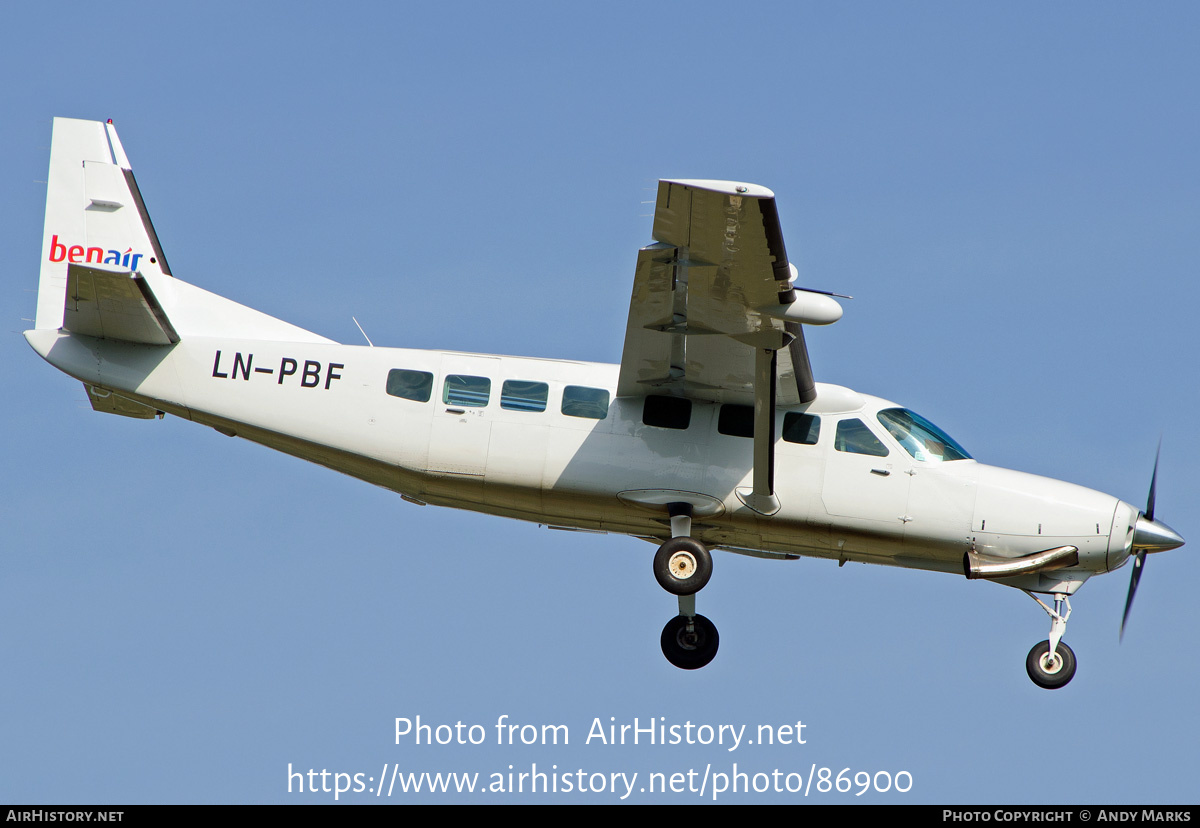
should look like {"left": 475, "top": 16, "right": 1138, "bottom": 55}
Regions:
{"left": 3, "top": 1, "right": 1198, "bottom": 804}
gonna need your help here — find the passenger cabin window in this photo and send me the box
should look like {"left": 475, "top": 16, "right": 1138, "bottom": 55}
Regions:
{"left": 386, "top": 369, "right": 433, "bottom": 402}
{"left": 782, "top": 412, "right": 820, "bottom": 445}
{"left": 717, "top": 404, "right": 754, "bottom": 438}
{"left": 443, "top": 375, "right": 491, "bottom": 407}
{"left": 835, "top": 418, "right": 889, "bottom": 456}
{"left": 561, "top": 385, "right": 610, "bottom": 419}
{"left": 501, "top": 380, "right": 549, "bottom": 412}
{"left": 643, "top": 395, "right": 691, "bottom": 430}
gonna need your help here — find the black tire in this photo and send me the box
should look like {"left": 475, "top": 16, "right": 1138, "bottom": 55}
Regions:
{"left": 660, "top": 614, "right": 719, "bottom": 670}
{"left": 1025, "top": 640, "right": 1077, "bottom": 689}
{"left": 653, "top": 537, "right": 713, "bottom": 596}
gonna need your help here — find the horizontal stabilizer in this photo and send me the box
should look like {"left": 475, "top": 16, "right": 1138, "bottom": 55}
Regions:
{"left": 64, "top": 263, "right": 179, "bottom": 345}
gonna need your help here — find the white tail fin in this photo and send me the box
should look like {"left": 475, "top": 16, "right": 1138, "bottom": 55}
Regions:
{"left": 33, "top": 118, "right": 333, "bottom": 346}
{"left": 36, "top": 117, "right": 171, "bottom": 330}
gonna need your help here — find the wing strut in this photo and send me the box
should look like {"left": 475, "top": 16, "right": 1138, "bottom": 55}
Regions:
{"left": 737, "top": 346, "right": 782, "bottom": 516}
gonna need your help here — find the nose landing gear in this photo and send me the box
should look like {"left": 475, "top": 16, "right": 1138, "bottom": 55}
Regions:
{"left": 1024, "top": 592, "right": 1077, "bottom": 689}
{"left": 1026, "top": 640, "right": 1077, "bottom": 689}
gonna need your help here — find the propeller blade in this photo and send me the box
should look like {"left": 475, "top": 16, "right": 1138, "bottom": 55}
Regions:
{"left": 1120, "top": 551, "right": 1146, "bottom": 642}
{"left": 1124, "top": 440, "right": 1166, "bottom": 641}
{"left": 1146, "top": 441, "right": 1160, "bottom": 522}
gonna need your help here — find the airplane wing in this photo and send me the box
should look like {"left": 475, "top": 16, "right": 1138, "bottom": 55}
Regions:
{"left": 616, "top": 179, "right": 840, "bottom": 406}
{"left": 616, "top": 180, "right": 842, "bottom": 515}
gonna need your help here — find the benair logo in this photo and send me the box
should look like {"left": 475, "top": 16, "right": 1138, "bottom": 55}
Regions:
{"left": 48, "top": 235, "right": 145, "bottom": 271}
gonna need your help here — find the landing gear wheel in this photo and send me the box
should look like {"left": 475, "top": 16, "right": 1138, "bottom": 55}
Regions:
{"left": 653, "top": 537, "right": 713, "bottom": 596}
{"left": 1025, "top": 640, "right": 1077, "bottom": 689}
{"left": 660, "top": 614, "right": 719, "bottom": 670}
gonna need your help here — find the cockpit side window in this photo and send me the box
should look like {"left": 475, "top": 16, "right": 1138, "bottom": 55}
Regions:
{"left": 876, "top": 408, "right": 971, "bottom": 462}
{"left": 835, "top": 418, "right": 889, "bottom": 457}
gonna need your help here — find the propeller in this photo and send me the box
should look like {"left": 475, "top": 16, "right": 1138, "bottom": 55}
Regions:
{"left": 1119, "top": 547, "right": 1146, "bottom": 643}
{"left": 1120, "top": 443, "right": 1185, "bottom": 641}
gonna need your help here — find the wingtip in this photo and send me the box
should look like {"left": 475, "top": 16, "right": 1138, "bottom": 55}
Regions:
{"left": 661, "top": 179, "right": 775, "bottom": 199}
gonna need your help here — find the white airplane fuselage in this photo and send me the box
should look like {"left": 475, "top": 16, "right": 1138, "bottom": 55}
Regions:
{"left": 30, "top": 117, "right": 1183, "bottom": 683}
{"left": 24, "top": 322, "right": 1141, "bottom": 596}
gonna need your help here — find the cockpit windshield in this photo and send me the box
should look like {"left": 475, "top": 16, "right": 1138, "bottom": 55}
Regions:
{"left": 876, "top": 408, "right": 971, "bottom": 463}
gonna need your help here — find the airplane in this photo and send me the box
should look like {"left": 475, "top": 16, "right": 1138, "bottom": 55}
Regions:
{"left": 25, "top": 117, "right": 1186, "bottom": 688}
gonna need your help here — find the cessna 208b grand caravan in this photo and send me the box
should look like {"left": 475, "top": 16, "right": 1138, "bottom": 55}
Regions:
{"left": 27, "top": 118, "right": 1185, "bottom": 688}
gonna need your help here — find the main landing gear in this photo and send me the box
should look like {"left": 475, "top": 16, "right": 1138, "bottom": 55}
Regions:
{"left": 655, "top": 504, "right": 719, "bottom": 670}
{"left": 653, "top": 537, "right": 713, "bottom": 595}
{"left": 1024, "top": 592, "right": 1077, "bottom": 689}
{"left": 661, "top": 613, "right": 719, "bottom": 670}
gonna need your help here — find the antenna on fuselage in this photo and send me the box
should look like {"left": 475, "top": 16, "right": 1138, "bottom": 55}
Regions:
{"left": 352, "top": 316, "right": 374, "bottom": 347}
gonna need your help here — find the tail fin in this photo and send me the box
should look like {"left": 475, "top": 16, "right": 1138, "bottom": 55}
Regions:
{"left": 33, "top": 118, "right": 333, "bottom": 347}
{"left": 36, "top": 117, "right": 171, "bottom": 330}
